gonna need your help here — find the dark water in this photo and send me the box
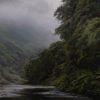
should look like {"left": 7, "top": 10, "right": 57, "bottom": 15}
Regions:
{"left": 0, "top": 85, "right": 97, "bottom": 100}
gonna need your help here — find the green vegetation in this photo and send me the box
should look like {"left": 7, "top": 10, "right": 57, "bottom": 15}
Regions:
{"left": 0, "top": 25, "right": 41, "bottom": 83}
{"left": 24, "top": 41, "right": 66, "bottom": 84}
{"left": 23, "top": 0, "right": 100, "bottom": 98}
{"left": 0, "top": 36, "right": 26, "bottom": 84}
{"left": 0, "top": 68, "right": 24, "bottom": 84}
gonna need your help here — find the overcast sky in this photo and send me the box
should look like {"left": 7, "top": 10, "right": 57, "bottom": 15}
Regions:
{"left": 0, "top": 0, "right": 61, "bottom": 44}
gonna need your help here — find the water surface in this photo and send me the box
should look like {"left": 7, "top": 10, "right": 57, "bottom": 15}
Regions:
{"left": 0, "top": 85, "right": 97, "bottom": 100}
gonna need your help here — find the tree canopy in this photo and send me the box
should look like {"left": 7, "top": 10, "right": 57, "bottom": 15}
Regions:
{"left": 23, "top": 0, "right": 100, "bottom": 98}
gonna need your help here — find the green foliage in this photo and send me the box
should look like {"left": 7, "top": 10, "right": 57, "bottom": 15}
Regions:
{"left": 54, "top": 0, "right": 100, "bottom": 97}
{"left": 24, "top": 58, "right": 41, "bottom": 84}
{"left": 0, "top": 68, "right": 24, "bottom": 84}
{"left": 0, "top": 25, "right": 41, "bottom": 83}
{"left": 24, "top": 41, "right": 66, "bottom": 84}
{"left": 23, "top": 0, "right": 100, "bottom": 98}
{"left": 55, "top": 0, "right": 100, "bottom": 69}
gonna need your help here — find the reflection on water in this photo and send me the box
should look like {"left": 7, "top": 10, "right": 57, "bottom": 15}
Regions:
{"left": 0, "top": 85, "right": 98, "bottom": 100}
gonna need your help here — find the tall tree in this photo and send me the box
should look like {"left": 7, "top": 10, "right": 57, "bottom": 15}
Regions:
{"left": 55, "top": 0, "right": 100, "bottom": 68}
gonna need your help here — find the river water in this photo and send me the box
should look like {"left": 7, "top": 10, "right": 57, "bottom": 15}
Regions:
{"left": 0, "top": 85, "right": 98, "bottom": 100}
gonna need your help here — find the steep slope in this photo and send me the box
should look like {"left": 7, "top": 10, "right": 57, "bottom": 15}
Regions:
{"left": 0, "top": 36, "right": 26, "bottom": 83}
{"left": 0, "top": 23, "right": 48, "bottom": 83}
{"left": 0, "top": 0, "right": 60, "bottom": 84}
{"left": 23, "top": 0, "right": 100, "bottom": 98}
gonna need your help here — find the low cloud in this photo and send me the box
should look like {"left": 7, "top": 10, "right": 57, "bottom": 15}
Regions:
{"left": 0, "top": 0, "right": 61, "bottom": 45}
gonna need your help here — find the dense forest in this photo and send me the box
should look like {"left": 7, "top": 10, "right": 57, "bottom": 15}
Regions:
{"left": 24, "top": 0, "right": 100, "bottom": 98}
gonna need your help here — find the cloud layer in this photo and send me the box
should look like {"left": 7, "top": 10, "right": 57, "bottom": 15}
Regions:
{"left": 0, "top": 0, "right": 61, "bottom": 45}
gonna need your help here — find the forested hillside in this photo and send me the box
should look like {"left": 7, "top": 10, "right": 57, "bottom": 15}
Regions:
{"left": 24, "top": 0, "right": 100, "bottom": 98}
{"left": 0, "top": 23, "right": 48, "bottom": 84}
{"left": 0, "top": 0, "right": 60, "bottom": 84}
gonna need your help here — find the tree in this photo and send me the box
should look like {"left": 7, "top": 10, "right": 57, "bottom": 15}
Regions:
{"left": 55, "top": 0, "right": 100, "bottom": 69}
{"left": 24, "top": 41, "right": 66, "bottom": 84}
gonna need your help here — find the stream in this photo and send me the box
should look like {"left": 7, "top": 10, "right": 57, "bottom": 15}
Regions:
{"left": 0, "top": 85, "right": 98, "bottom": 100}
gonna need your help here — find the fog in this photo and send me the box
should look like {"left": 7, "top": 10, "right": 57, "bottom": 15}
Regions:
{"left": 0, "top": 0, "right": 61, "bottom": 46}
